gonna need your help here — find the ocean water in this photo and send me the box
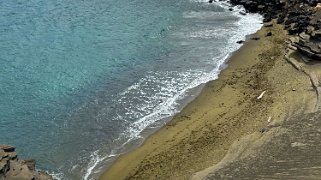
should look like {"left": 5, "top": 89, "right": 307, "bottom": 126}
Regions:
{"left": 0, "top": 0, "right": 262, "bottom": 179}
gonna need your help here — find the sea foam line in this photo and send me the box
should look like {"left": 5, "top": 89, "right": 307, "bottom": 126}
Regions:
{"left": 82, "top": 2, "right": 262, "bottom": 180}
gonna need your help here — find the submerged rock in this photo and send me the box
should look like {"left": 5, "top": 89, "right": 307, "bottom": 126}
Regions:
{"left": 0, "top": 144, "right": 52, "bottom": 180}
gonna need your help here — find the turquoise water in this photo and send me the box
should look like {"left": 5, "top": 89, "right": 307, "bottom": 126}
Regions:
{"left": 0, "top": 0, "right": 261, "bottom": 179}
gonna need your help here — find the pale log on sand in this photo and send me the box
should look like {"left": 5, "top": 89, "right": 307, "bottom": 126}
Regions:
{"left": 257, "top": 91, "right": 266, "bottom": 100}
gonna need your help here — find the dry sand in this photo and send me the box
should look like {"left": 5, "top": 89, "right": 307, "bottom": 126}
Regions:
{"left": 100, "top": 22, "right": 317, "bottom": 180}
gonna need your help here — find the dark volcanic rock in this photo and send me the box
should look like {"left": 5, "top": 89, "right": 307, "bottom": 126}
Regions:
{"left": 263, "top": 16, "right": 272, "bottom": 23}
{"left": 288, "top": 27, "right": 300, "bottom": 35}
{"left": 229, "top": 0, "right": 321, "bottom": 61}
{"left": 0, "top": 145, "right": 52, "bottom": 180}
{"left": 276, "top": 13, "right": 286, "bottom": 24}
{"left": 290, "top": 32, "right": 321, "bottom": 60}
{"left": 237, "top": 40, "right": 245, "bottom": 44}
{"left": 257, "top": 5, "right": 265, "bottom": 10}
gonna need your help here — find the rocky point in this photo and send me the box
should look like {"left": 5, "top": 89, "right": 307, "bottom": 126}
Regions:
{"left": 226, "top": 0, "right": 321, "bottom": 61}
{"left": 0, "top": 144, "right": 52, "bottom": 180}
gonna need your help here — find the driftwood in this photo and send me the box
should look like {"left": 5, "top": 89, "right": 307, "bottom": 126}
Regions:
{"left": 257, "top": 91, "right": 266, "bottom": 100}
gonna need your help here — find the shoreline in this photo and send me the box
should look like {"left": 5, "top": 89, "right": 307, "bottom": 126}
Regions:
{"left": 100, "top": 20, "right": 316, "bottom": 179}
{"left": 88, "top": 4, "right": 263, "bottom": 179}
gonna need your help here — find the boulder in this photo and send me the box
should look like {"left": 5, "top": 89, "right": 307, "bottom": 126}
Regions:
{"left": 263, "top": 15, "right": 272, "bottom": 23}
{"left": 288, "top": 27, "right": 300, "bottom": 35}
{"left": 285, "top": 17, "right": 297, "bottom": 25}
{"left": 257, "top": 5, "right": 265, "bottom": 10}
{"left": 266, "top": 32, "right": 273, "bottom": 36}
{"left": 277, "top": 15, "right": 285, "bottom": 24}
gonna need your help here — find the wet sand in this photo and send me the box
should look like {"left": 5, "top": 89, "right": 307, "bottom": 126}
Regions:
{"left": 100, "top": 22, "right": 317, "bottom": 179}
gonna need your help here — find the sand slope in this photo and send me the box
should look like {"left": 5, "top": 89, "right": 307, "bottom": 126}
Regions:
{"left": 100, "top": 23, "right": 317, "bottom": 180}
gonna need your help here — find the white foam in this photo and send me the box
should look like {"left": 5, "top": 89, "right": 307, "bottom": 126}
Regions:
{"left": 82, "top": 2, "right": 262, "bottom": 180}
{"left": 48, "top": 171, "right": 63, "bottom": 180}
{"left": 183, "top": 11, "right": 231, "bottom": 19}
{"left": 83, "top": 151, "right": 100, "bottom": 180}
{"left": 83, "top": 151, "right": 117, "bottom": 180}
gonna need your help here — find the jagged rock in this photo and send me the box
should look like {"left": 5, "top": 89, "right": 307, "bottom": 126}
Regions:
{"left": 6, "top": 152, "right": 17, "bottom": 160}
{"left": 277, "top": 14, "right": 286, "bottom": 24}
{"left": 298, "top": 32, "right": 310, "bottom": 41}
{"left": 0, "top": 145, "right": 15, "bottom": 153}
{"left": 285, "top": 17, "right": 297, "bottom": 25}
{"left": 297, "top": 46, "right": 321, "bottom": 60}
{"left": 284, "top": 24, "right": 290, "bottom": 30}
{"left": 0, "top": 144, "right": 52, "bottom": 180}
{"left": 316, "top": 3, "right": 321, "bottom": 10}
{"left": 6, "top": 160, "right": 34, "bottom": 180}
{"left": 0, "top": 150, "right": 5, "bottom": 160}
{"left": 24, "top": 159, "right": 36, "bottom": 171}
{"left": 0, "top": 158, "right": 10, "bottom": 176}
{"left": 306, "top": 26, "right": 315, "bottom": 35}
{"left": 289, "top": 30, "right": 321, "bottom": 60}
{"left": 312, "top": 30, "right": 321, "bottom": 39}
{"left": 229, "top": 0, "right": 321, "bottom": 61}
{"left": 263, "top": 15, "right": 272, "bottom": 22}
{"left": 288, "top": 27, "right": 300, "bottom": 35}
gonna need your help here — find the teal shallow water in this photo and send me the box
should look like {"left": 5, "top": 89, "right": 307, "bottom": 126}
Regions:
{"left": 0, "top": 0, "right": 261, "bottom": 179}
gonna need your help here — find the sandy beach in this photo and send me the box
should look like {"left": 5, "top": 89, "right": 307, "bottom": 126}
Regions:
{"left": 100, "top": 21, "right": 317, "bottom": 180}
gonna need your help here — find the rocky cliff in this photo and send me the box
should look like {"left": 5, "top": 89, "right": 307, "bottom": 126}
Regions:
{"left": 228, "top": 0, "right": 321, "bottom": 61}
{"left": 0, "top": 145, "right": 52, "bottom": 180}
